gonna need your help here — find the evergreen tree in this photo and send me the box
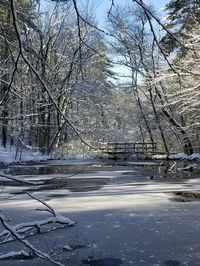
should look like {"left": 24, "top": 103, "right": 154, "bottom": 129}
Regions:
{"left": 162, "top": 0, "right": 200, "bottom": 54}
{"left": 165, "top": 0, "right": 200, "bottom": 31}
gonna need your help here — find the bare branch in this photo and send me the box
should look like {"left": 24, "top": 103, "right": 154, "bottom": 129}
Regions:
{"left": 131, "top": 0, "right": 184, "bottom": 47}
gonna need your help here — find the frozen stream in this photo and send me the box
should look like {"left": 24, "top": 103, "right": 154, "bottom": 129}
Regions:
{"left": 0, "top": 159, "right": 200, "bottom": 266}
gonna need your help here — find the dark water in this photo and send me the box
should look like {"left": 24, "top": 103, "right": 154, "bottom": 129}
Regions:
{"left": 82, "top": 258, "right": 123, "bottom": 265}
{"left": 165, "top": 260, "right": 181, "bottom": 266}
{"left": 0, "top": 159, "right": 200, "bottom": 197}
{"left": 4, "top": 159, "right": 200, "bottom": 177}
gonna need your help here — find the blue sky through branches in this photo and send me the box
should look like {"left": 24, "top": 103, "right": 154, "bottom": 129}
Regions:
{"left": 80, "top": 0, "right": 170, "bottom": 26}
{"left": 41, "top": 0, "right": 170, "bottom": 84}
{"left": 82, "top": 0, "right": 170, "bottom": 84}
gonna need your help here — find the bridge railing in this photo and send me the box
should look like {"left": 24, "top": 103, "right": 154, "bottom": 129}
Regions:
{"left": 98, "top": 142, "right": 157, "bottom": 157}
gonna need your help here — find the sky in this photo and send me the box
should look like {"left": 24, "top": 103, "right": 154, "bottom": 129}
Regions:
{"left": 79, "top": 0, "right": 170, "bottom": 26}
{"left": 42, "top": 0, "right": 170, "bottom": 25}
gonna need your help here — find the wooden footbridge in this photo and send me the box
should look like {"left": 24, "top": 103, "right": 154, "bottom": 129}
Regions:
{"left": 98, "top": 142, "right": 157, "bottom": 159}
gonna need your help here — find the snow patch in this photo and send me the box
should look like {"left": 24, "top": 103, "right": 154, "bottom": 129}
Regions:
{"left": 0, "top": 146, "right": 49, "bottom": 164}
{"left": 153, "top": 153, "right": 200, "bottom": 160}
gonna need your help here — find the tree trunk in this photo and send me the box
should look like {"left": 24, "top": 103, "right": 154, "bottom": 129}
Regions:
{"left": 156, "top": 85, "right": 193, "bottom": 155}
{"left": 149, "top": 88, "right": 170, "bottom": 157}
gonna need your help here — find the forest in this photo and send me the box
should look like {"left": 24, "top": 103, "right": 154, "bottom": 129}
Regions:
{"left": 0, "top": 1, "right": 200, "bottom": 265}
{"left": 0, "top": 0, "right": 199, "bottom": 159}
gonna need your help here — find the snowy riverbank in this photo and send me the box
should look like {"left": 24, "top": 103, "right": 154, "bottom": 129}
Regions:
{"left": 153, "top": 153, "right": 200, "bottom": 160}
{"left": 0, "top": 146, "right": 50, "bottom": 165}
{"left": 0, "top": 145, "right": 200, "bottom": 166}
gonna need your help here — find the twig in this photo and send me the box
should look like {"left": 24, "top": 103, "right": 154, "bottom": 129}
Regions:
{"left": 108, "top": 0, "right": 115, "bottom": 17}
{"left": 132, "top": 0, "right": 184, "bottom": 47}
{"left": 25, "top": 192, "right": 55, "bottom": 216}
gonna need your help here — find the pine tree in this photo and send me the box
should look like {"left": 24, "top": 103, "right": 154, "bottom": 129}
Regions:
{"left": 161, "top": 0, "right": 200, "bottom": 55}
{"left": 165, "top": 0, "right": 200, "bottom": 31}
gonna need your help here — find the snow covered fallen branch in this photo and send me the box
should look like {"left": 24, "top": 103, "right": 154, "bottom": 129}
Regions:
{"left": 0, "top": 193, "right": 75, "bottom": 265}
{"left": 0, "top": 215, "right": 75, "bottom": 241}
{"left": 0, "top": 213, "right": 65, "bottom": 266}
{"left": 0, "top": 172, "right": 44, "bottom": 185}
{"left": 0, "top": 192, "right": 75, "bottom": 241}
